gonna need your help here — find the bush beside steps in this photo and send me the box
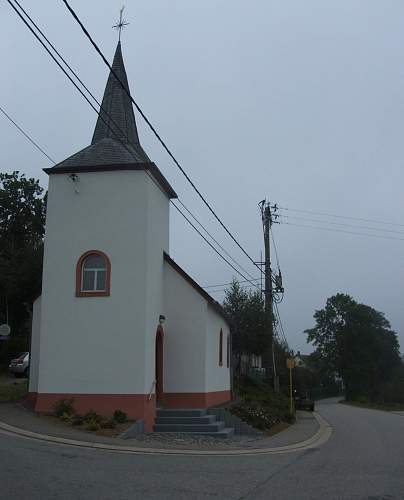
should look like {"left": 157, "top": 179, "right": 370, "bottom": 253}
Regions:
{"left": 52, "top": 399, "right": 130, "bottom": 435}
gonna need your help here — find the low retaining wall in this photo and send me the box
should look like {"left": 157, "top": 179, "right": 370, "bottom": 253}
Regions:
{"left": 119, "top": 420, "right": 145, "bottom": 439}
{"left": 208, "top": 408, "right": 263, "bottom": 436}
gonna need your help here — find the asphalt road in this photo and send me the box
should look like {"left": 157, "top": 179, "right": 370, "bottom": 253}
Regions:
{"left": 1, "top": 399, "right": 404, "bottom": 500}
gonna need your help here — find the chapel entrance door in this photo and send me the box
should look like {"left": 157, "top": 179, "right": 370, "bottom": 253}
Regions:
{"left": 155, "top": 327, "right": 164, "bottom": 404}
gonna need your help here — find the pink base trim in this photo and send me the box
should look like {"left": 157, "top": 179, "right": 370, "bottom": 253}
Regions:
{"left": 30, "top": 392, "right": 156, "bottom": 432}
{"left": 163, "top": 390, "right": 231, "bottom": 408}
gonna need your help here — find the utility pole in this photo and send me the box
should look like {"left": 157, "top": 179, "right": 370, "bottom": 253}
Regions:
{"left": 260, "top": 200, "right": 282, "bottom": 392}
{"left": 263, "top": 203, "right": 274, "bottom": 384}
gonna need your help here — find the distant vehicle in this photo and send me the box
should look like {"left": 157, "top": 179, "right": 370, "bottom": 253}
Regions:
{"left": 294, "top": 393, "right": 315, "bottom": 412}
{"left": 9, "top": 352, "right": 29, "bottom": 378}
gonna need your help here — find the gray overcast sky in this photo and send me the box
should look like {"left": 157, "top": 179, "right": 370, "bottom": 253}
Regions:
{"left": 1, "top": 1, "right": 403, "bottom": 354}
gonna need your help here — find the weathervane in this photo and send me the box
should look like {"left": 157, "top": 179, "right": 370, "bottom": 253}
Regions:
{"left": 112, "top": 6, "right": 129, "bottom": 42}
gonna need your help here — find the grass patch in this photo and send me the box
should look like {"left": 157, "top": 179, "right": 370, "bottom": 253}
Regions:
{"left": 0, "top": 381, "right": 28, "bottom": 402}
{"left": 340, "top": 399, "right": 404, "bottom": 412}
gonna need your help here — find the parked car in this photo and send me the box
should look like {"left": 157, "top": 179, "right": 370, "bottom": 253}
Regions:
{"left": 9, "top": 352, "right": 29, "bottom": 378}
{"left": 294, "top": 393, "right": 315, "bottom": 412}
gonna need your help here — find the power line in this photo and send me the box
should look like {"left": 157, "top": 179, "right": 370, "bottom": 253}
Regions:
{"left": 6, "top": 1, "right": 104, "bottom": 125}
{"left": 279, "top": 213, "right": 404, "bottom": 236}
{"left": 281, "top": 221, "right": 404, "bottom": 242}
{"left": 270, "top": 227, "right": 281, "bottom": 270}
{"left": 279, "top": 205, "right": 404, "bottom": 229}
{"left": 274, "top": 302, "right": 289, "bottom": 351}
{"left": 7, "top": 0, "right": 174, "bottom": 207}
{"left": 7, "top": 0, "right": 139, "bottom": 166}
{"left": 206, "top": 283, "right": 259, "bottom": 294}
{"left": 12, "top": 0, "right": 102, "bottom": 111}
{"left": 7, "top": 0, "right": 261, "bottom": 289}
{"left": 0, "top": 105, "right": 55, "bottom": 164}
{"left": 204, "top": 278, "right": 261, "bottom": 289}
{"left": 61, "top": 0, "right": 263, "bottom": 277}
{"left": 171, "top": 203, "right": 262, "bottom": 288}
{"left": 177, "top": 200, "right": 258, "bottom": 282}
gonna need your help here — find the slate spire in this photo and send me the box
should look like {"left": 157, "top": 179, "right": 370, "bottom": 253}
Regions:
{"left": 50, "top": 42, "right": 150, "bottom": 169}
{"left": 92, "top": 42, "right": 141, "bottom": 146}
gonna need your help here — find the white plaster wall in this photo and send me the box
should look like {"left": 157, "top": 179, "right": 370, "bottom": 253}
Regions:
{"left": 204, "top": 305, "right": 231, "bottom": 392}
{"left": 144, "top": 177, "right": 170, "bottom": 395}
{"left": 162, "top": 262, "right": 207, "bottom": 392}
{"left": 29, "top": 296, "right": 41, "bottom": 392}
{"left": 37, "top": 170, "right": 169, "bottom": 395}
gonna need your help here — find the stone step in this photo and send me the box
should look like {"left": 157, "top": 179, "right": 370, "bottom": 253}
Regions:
{"left": 155, "top": 415, "right": 216, "bottom": 425}
{"left": 153, "top": 421, "right": 226, "bottom": 433}
{"left": 156, "top": 408, "right": 207, "bottom": 418}
{"left": 154, "top": 427, "right": 235, "bottom": 439}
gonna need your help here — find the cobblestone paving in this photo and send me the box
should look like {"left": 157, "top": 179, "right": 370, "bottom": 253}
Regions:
{"left": 128, "top": 432, "right": 263, "bottom": 448}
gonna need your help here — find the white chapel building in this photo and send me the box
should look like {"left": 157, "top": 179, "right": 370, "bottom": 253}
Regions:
{"left": 28, "top": 42, "right": 231, "bottom": 432}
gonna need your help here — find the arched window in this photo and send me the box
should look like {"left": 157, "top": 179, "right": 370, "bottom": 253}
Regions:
{"left": 219, "top": 329, "right": 223, "bottom": 366}
{"left": 76, "top": 250, "right": 111, "bottom": 297}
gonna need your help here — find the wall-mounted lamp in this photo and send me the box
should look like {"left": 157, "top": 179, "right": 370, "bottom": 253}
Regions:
{"left": 68, "top": 173, "right": 80, "bottom": 194}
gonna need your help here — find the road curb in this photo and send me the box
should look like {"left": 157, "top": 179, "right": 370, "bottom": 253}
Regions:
{"left": 0, "top": 411, "right": 332, "bottom": 457}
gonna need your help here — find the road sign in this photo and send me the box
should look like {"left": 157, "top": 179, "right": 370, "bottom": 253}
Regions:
{"left": 286, "top": 358, "right": 295, "bottom": 369}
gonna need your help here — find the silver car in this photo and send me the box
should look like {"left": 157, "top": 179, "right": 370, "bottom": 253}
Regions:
{"left": 9, "top": 352, "right": 29, "bottom": 378}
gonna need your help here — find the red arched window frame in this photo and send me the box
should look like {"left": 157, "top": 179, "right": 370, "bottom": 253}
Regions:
{"left": 76, "top": 250, "right": 111, "bottom": 297}
{"left": 219, "top": 328, "right": 223, "bottom": 366}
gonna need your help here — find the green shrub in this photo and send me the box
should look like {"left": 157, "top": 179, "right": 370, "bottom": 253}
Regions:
{"left": 59, "top": 412, "right": 73, "bottom": 423}
{"left": 54, "top": 398, "right": 74, "bottom": 417}
{"left": 100, "top": 418, "right": 117, "bottom": 429}
{"left": 83, "top": 410, "right": 102, "bottom": 424}
{"left": 85, "top": 419, "right": 101, "bottom": 431}
{"left": 113, "top": 409, "right": 127, "bottom": 423}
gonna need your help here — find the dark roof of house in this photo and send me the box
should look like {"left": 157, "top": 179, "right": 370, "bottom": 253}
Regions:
{"left": 163, "top": 252, "right": 229, "bottom": 322}
{"left": 45, "top": 42, "right": 177, "bottom": 198}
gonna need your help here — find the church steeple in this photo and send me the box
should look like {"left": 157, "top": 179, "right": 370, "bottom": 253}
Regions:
{"left": 45, "top": 40, "right": 176, "bottom": 197}
{"left": 91, "top": 42, "right": 141, "bottom": 147}
{"left": 50, "top": 42, "right": 149, "bottom": 170}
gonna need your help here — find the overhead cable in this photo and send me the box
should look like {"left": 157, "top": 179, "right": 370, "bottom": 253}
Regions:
{"left": 0, "top": 105, "right": 55, "bottom": 164}
{"left": 61, "top": 0, "right": 263, "bottom": 277}
{"left": 279, "top": 214, "right": 404, "bottom": 236}
{"left": 281, "top": 221, "right": 404, "bottom": 242}
{"left": 279, "top": 205, "right": 404, "bottom": 229}
{"left": 177, "top": 200, "right": 258, "bottom": 282}
{"left": 172, "top": 203, "right": 262, "bottom": 288}
{"left": 204, "top": 278, "right": 261, "bottom": 289}
{"left": 7, "top": 0, "right": 260, "bottom": 288}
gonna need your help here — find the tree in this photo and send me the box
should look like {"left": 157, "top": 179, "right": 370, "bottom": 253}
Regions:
{"left": 223, "top": 280, "right": 268, "bottom": 373}
{"left": 305, "top": 293, "right": 401, "bottom": 402}
{"left": 0, "top": 171, "right": 46, "bottom": 342}
{"left": 296, "top": 351, "right": 343, "bottom": 399}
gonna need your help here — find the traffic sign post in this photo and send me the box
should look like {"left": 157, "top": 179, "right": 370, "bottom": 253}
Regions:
{"left": 286, "top": 358, "right": 295, "bottom": 416}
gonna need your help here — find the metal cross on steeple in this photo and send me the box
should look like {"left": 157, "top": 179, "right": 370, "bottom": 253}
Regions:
{"left": 112, "top": 6, "right": 129, "bottom": 42}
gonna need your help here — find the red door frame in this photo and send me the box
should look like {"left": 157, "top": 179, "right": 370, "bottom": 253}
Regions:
{"left": 155, "top": 326, "right": 164, "bottom": 403}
